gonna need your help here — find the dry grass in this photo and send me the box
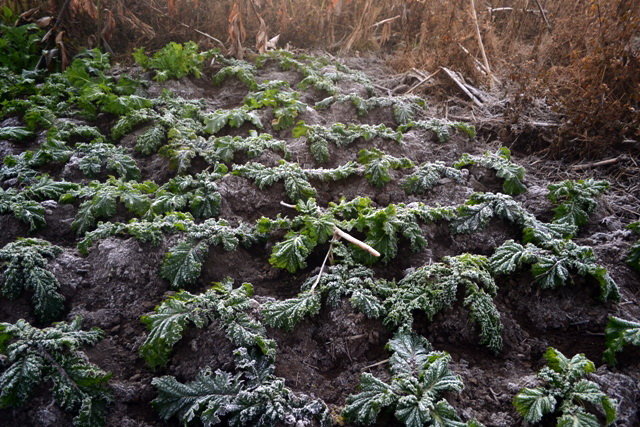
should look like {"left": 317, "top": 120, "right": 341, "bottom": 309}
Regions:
{"left": 10, "top": 0, "right": 640, "bottom": 157}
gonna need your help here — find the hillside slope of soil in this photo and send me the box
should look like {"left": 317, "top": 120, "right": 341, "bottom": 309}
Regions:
{"left": 0, "top": 49, "right": 639, "bottom": 427}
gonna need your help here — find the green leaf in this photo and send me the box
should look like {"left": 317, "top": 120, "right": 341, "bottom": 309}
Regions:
{"left": 161, "top": 241, "right": 208, "bottom": 289}
{"left": 455, "top": 148, "right": 526, "bottom": 195}
{"left": 262, "top": 291, "right": 322, "bottom": 330}
{"left": 513, "top": 387, "right": 556, "bottom": 423}
{"left": 0, "top": 126, "right": 32, "bottom": 141}
{"left": 152, "top": 370, "right": 241, "bottom": 424}
{"left": 140, "top": 297, "right": 194, "bottom": 369}
{"left": 556, "top": 410, "right": 600, "bottom": 427}
{"left": 343, "top": 373, "right": 396, "bottom": 425}
{"left": 548, "top": 179, "right": 609, "bottom": 231}
{"left": 603, "top": 316, "right": 640, "bottom": 366}
{"left": 268, "top": 233, "right": 315, "bottom": 273}
{"left": 388, "top": 332, "right": 432, "bottom": 376}
{"left": 0, "top": 353, "right": 43, "bottom": 408}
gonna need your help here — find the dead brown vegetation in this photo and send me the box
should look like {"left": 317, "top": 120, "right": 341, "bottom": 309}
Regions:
{"left": 7, "top": 0, "right": 640, "bottom": 157}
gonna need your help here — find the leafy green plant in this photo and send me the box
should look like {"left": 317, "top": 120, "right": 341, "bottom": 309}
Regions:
{"left": 204, "top": 106, "right": 263, "bottom": 135}
{"left": 357, "top": 148, "right": 414, "bottom": 187}
{"left": 0, "top": 187, "right": 46, "bottom": 230}
{"left": 399, "top": 119, "right": 476, "bottom": 142}
{"left": 62, "top": 178, "right": 158, "bottom": 235}
{"left": 627, "top": 221, "right": 640, "bottom": 271}
{"left": 258, "top": 197, "right": 456, "bottom": 272}
{"left": 547, "top": 179, "right": 609, "bottom": 231}
{"left": 403, "top": 161, "right": 466, "bottom": 194}
{"left": 490, "top": 239, "right": 620, "bottom": 302}
{"left": 78, "top": 212, "right": 194, "bottom": 255}
{"left": 133, "top": 42, "right": 209, "bottom": 81}
{"left": 263, "top": 263, "right": 392, "bottom": 329}
{"left": 343, "top": 332, "right": 473, "bottom": 426}
{"left": 74, "top": 143, "right": 140, "bottom": 180}
{"left": 294, "top": 122, "right": 402, "bottom": 163}
{"left": 0, "top": 137, "right": 78, "bottom": 184}
{"left": 451, "top": 192, "right": 575, "bottom": 242}
{"left": 233, "top": 159, "right": 358, "bottom": 201}
{"left": 206, "top": 131, "right": 287, "bottom": 164}
{"left": 140, "top": 279, "right": 275, "bottom": 369}
{"left": 256, "top": 50, "right": 374, "bottom": 96}
{"left": 110, "top": 94, "right": 207, "bottom": 157}
{"left": 0, "top": 238, "right": 65, "bottom": 323}
{"left": 0, "top": 126, "right": 32, "bottom": 141}
{"left": 454, "top": 147, "right": 526, "bottom": 195}
{"left": 213, "top": 59, "right": 258, "bottom": 89}
{"left": 0, "top": 176, "right": 78, "bottom": 230}
{"left": 385, "top": 254, "right": 503, "bottom": 353}
{"left": 603, "top": 316, "right": 640, "bottom": 366}
{"left": 316, "top": 94, "right": 425, "bottom": 124}
{"left": 149, "top": 169, "right": 225, "bottom": 219}
{"left": 152, "top": 347, "right": 329, "bottom": 426}
{"left": 50, "top": 121, "right": 105, "bottom": 144}
{"left": 244, "top": 85, "right": 307, "bottom": 130}
{"left": 0, "top": 20, "right": 43, "bottom": 72}
{"left": 0, "top": 317, "right": 111, "bottom": 426}
{"left": 63, "top": 49, "right": 150, "bottom": 118}
{"left": 352, "top": 202, "right": 456, "bottom": 264}
{"left": 513, "top": 347, "right": 616, "bottom": 426}
{"left": 161, "top": 219, "right": 260, "bottom": 289}
{"left": 257, "top": 198, "right": 364, "bottom": 273}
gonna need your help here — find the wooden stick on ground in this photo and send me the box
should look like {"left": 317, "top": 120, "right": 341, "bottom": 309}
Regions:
{"left": 441, "top": 67, "right": 484, "bottom": 108}
{"left": 407, "top": 69, "right": 441, "bottom": 94}
{"left": 570, "top": 157, "right": 620, "bottom": 170}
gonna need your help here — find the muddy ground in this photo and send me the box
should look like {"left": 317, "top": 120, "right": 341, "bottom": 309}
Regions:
{"left": 1, "top": 54, "right": 639, "bottom": 426}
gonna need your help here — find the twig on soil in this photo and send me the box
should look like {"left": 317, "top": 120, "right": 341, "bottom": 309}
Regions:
{"left": 407, "top": 69, "right": 441, "bottom": 94}
{"left": 570, "top": 157, "right": 620, "bottom": 170}
{"left": 441, "top": 67, "right": 484, "bottom": 108}
{"left": 370, "top": 15, "right": 401, "bottom": 28}
{"left": 310, "top": 236, "right": 336, "bottom": 293}
{"left": 457, "top": 43, "right": 501, "bottom": 86}
{"left": 372, "top": 82, "right": 392, "bottom": 96}
{"left": 346, "top": 333, "right": 368, "bottom": 340}
{"left": 363, "top": 358, "right": 389, "bottom": 370}
{"left": 488, "top": 387, "right": 500, "bottom": 404}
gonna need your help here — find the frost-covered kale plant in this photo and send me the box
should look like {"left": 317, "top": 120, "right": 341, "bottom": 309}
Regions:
{"left": 454, "top": 147, "right": 526, "bottom": 195}
{"left": 385, "top": 254, "right": 503, "bottom": 353}
{"left": 294, "top": 122, "right": 402, "bottom": 164}
{"left": 233, "top": 159, "right": 358, "bottom": 201}
{"left": 403, "top": 161, "right": 466, "bottom": 195}
{"left": 627, "top": 221, "right": 640, "bottom": 272}
{"left": 0, "top": 317, "right": 112, "bottom": 426}
{"left": 263, "top": 262, "right": 393, "bottom": 330}
{"left": 343, "top": 332, "right": 478, "bottom": 427}
{"left": 398, "top": 118, "right": 476, "bottom": 142}
{"left": 160, "top": 219, "right": 260, "bottom": 289}
{"left": 490, "top": 239, "right": 619, "bottom": 302}
{"left": 152, "top": 347, "right": 329, "bottom": 426}
{"left": 603, "top": 316, "right": 640, "bottom": 366}
{"left": 547, "top": 179, "right": 609, "bottom": 232}
{"left": 140, "top": 279, "right": 275, "bottom": 369}
{"left": 357, "top": 148, "right": 414, "bottom": 187}
{"left": 0, "top": 238, "right": 65, "bottom": 323}
{"left": 513, "top": 347, "right": 617, "bottom": 426}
